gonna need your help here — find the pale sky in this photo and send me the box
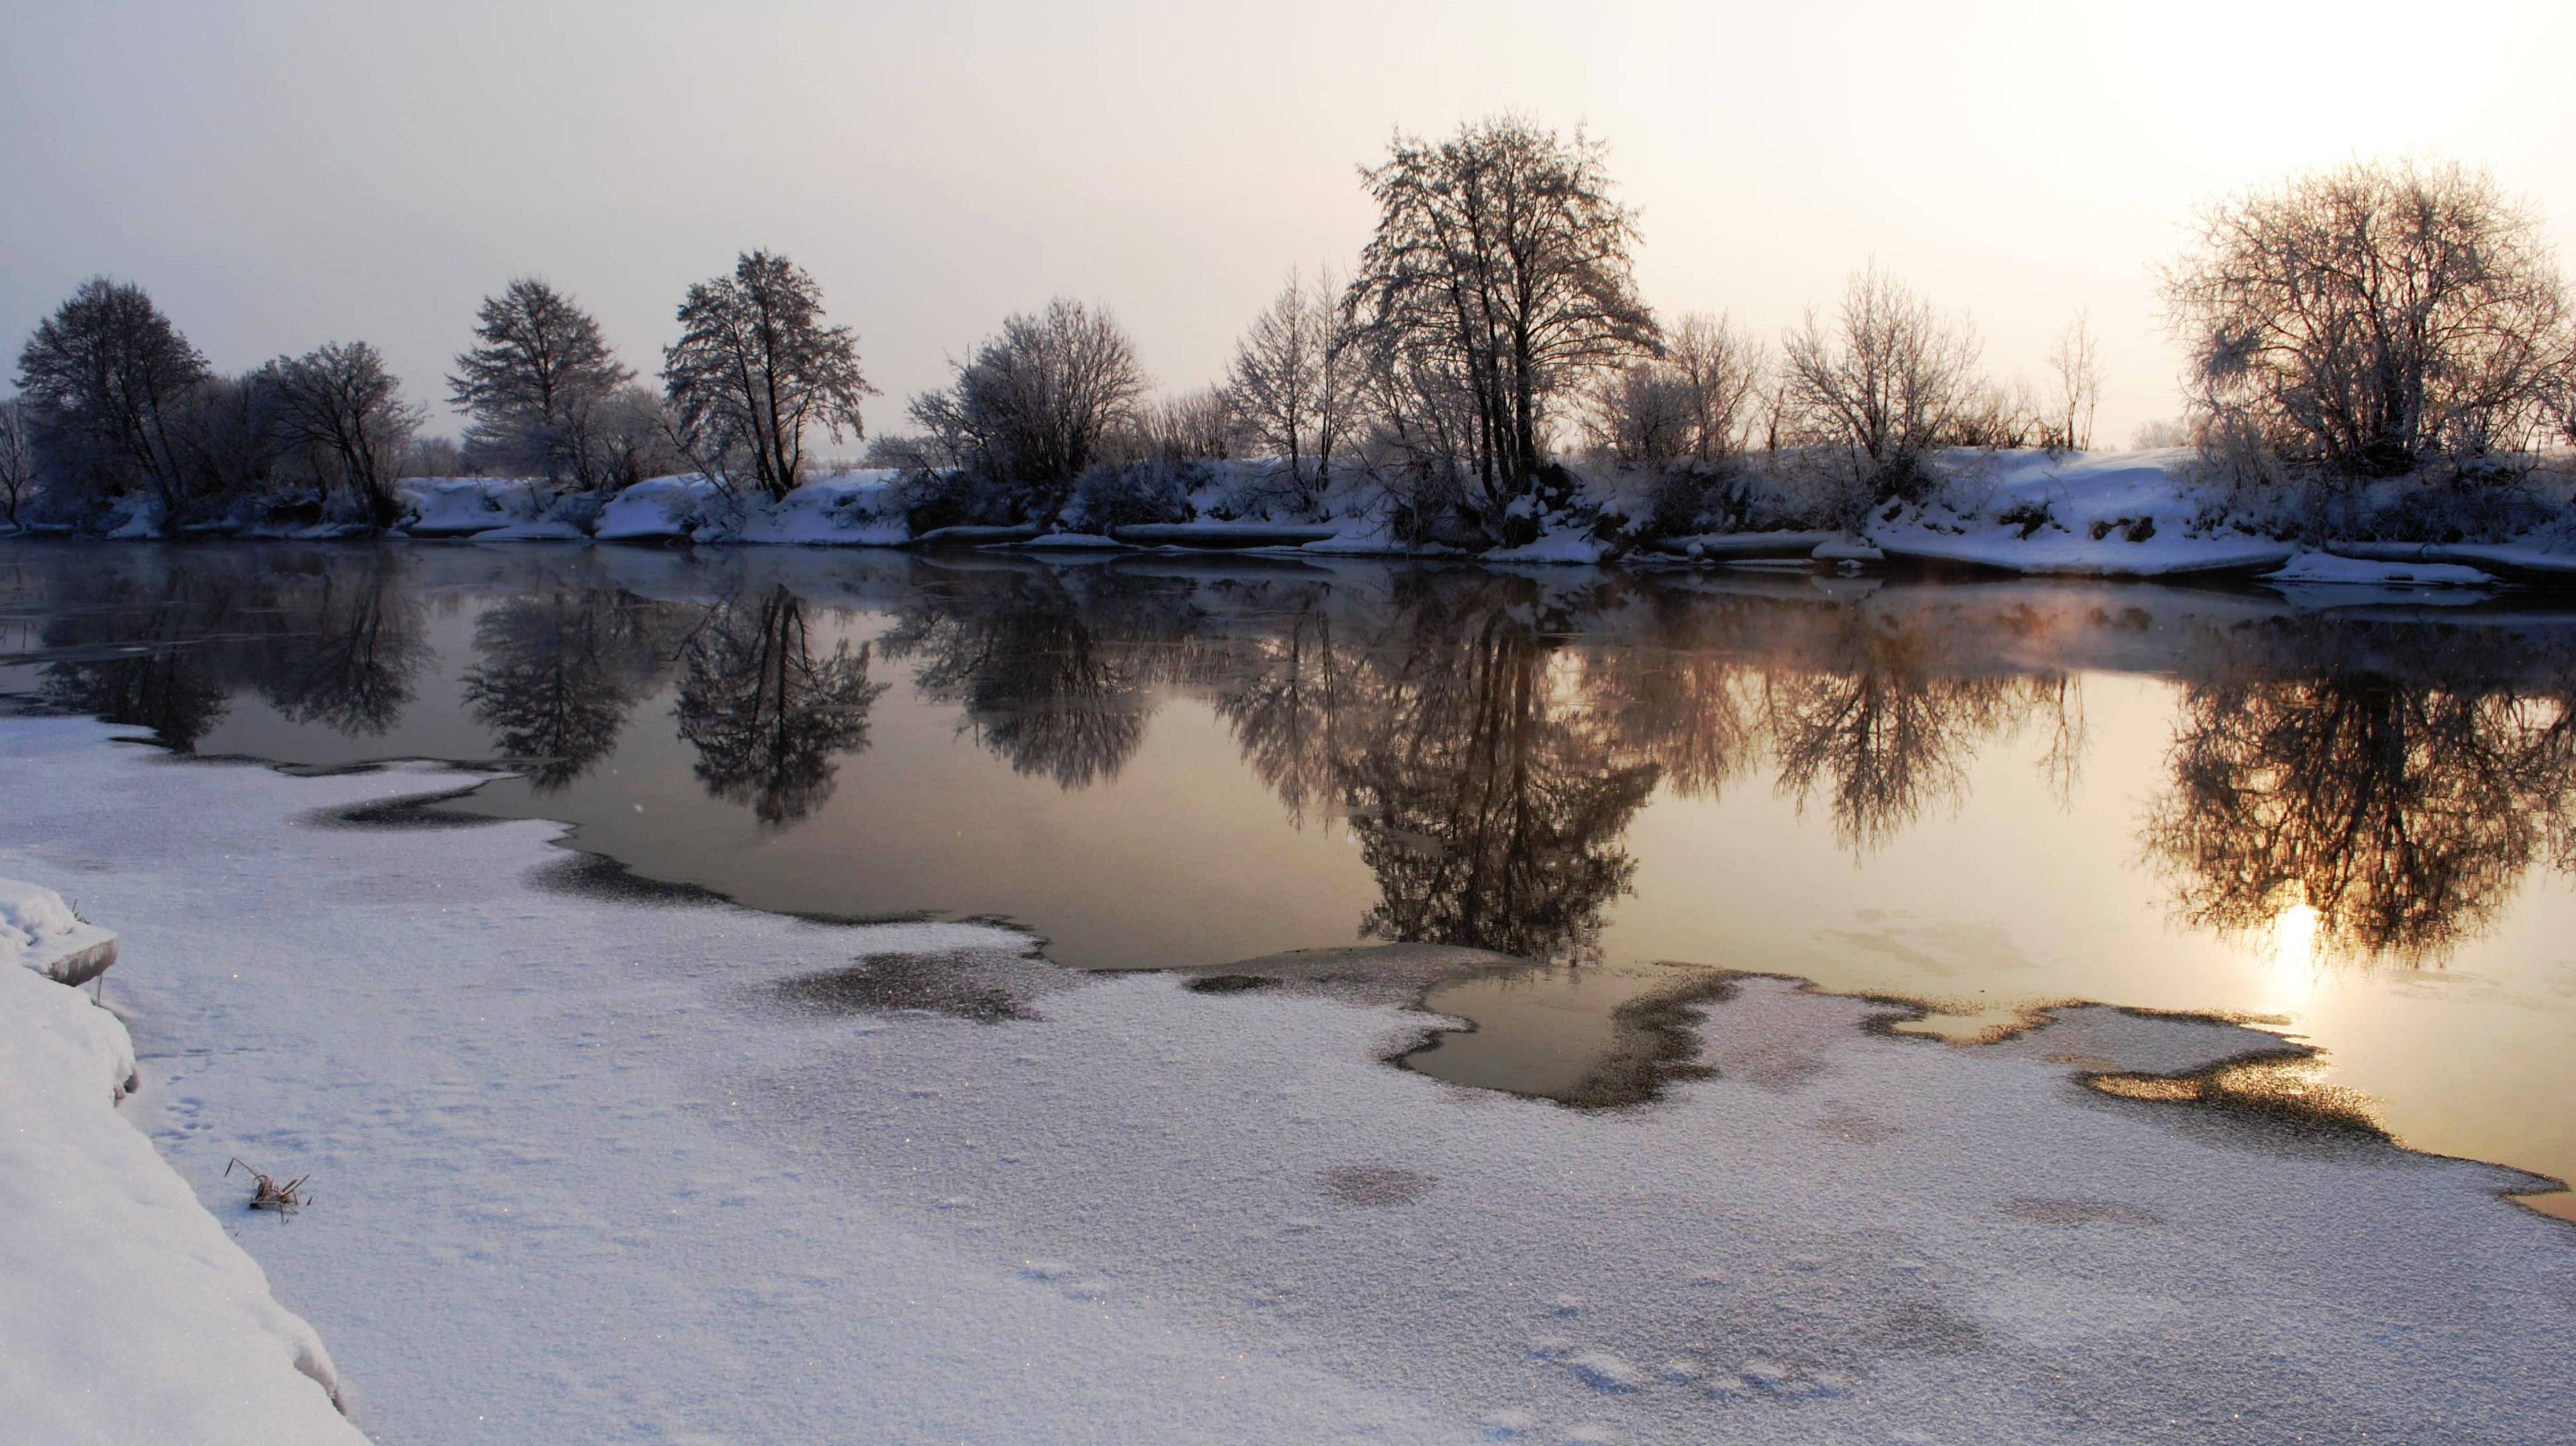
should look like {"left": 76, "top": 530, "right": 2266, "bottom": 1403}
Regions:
{"left": 6, "top": 0, "right": 2572, "bottom": 448}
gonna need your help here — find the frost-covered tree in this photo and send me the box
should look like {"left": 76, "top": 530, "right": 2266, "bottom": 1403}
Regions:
{"left": 13, "top": 278, "right": 209, "bottom": 512}
{"left": 1588, "top": 363, "right": 1699, "bottom": 466}
{"left": 1665, "top": 312, "right": 1765, "bottom": 464}
{"left": 2045, "top": 312, "right": 2103, "bottom": 452}
{"left": 448, "top": 278, "right": 635, "bottom": 489}
{"left": 165, "top": 373, "right": 290, "bottom": 505}
{"left": 1226, "top": 268, "right": 1358, "bottom": 505}
{"left": 1135, "top": 387, "right": 1235, "bottom": 464}
{"left": 585, "top": 383, "right": 689, "bottom": 490}
{"left": 663, "top": 251, "right": 874, "bottom": 501}
{"left": 1589, "top": 311, "right": 1764, "bottom": 466}
{"left": 2160, "top": 160, "right": 2573, "bottom": 475}
{"left": 265, "top": 342, "right": 424, "bottom": 524}
{"left": 1780, "top": 263, "right": 1983, "bottom": 501}
{"left": 907, "top": 298, "right": 1147, "bottom": 517}
{"left": 1349, "top": 116, "right": 1659, "bottom": 510}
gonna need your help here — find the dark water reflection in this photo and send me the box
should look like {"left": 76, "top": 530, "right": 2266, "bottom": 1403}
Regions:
{"left": 6, "top": 543, "right": 2575, "bottom": 1217}
{"left": 2148, "top": 670, "right": 2576, "bottom": 964}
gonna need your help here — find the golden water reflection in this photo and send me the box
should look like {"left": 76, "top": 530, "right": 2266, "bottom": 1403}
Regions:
{"left": 7, "top": 547, "right": 2574, "bottom": 1219}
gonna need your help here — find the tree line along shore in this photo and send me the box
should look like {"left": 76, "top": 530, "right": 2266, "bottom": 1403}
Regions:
{"left": 6, "top": 118, "right": 2573, "bottom": 560}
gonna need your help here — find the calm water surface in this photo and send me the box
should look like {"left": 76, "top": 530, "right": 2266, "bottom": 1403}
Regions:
{"left": 6, "top": 541, "right": 2573, "bottom": 1220}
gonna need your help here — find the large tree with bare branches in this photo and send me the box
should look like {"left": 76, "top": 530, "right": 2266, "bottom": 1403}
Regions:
{"left": 1348, "top": 117, "right": 1658, "bottom": 512}
{"left": 1226, "top": 267, "right": 1358, "bottom": 508}
{"left": 449, "top": 278, "right": 635, "bottom": 488}
{"left": 265, "top": 341, "right": 425, "bottom": 524}
{"left": 663, "top": 251, "right": 874, "bottom": 501}
{"left": 2160, "top": 160, "right": 2572, "bottom": 476}
{"left": 1780, "top": 263, "right": 1984, "bottom": 502}
{"left": 13, "top": 278, "right": 209, "bottom": 513}
{"left": 0, "top": 398, "right": 36, "bottom": 525}
{"left": 907, "top": 297, "right": 1147, "bottom": 517}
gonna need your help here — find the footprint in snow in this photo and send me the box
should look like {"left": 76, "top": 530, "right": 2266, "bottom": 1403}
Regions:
{"left": 1529, "top": 1340, "right": 1644, "bottom": 1393}
{"left": 1705, "top": 1358, "right": 1850, "bottom": 1402}
{"left": 1561, "top": 1352, "right": 1646, "bottom": 1393}
{"left": 1317, "top": 1163, "right": 1433, "bottom": 1206}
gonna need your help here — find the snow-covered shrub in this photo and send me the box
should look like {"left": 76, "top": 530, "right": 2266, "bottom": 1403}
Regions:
{"left": 1068, "top": 460, "right": 1195, "bottom": 531}
{"left": 2348, "top": 471, "right": 2565, "bottom": 544}
{"left": 893, "top": 467, "right": 1025, "bottom": 533}
{"left": 1200, "top": 457, "right": 1316, "bottom": 521}
{"left": 1352, "top": 448, "right": 1471, "bottom": 547}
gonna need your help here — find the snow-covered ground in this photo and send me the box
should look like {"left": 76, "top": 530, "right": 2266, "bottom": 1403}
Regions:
{"left": 1860, "top": 450, "right": 2294, "bottom": 577}
{"left": 3, "top": 877, "right": 363, "bottom": 1446}
{"left": 5, "top": 715, "right": 2572, "bottom": 1442}
{"left": 2, "top": 874, "right": 118, "bottom": 983}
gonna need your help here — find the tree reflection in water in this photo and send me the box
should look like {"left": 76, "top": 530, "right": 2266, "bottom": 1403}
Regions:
{"left": 1761, "top": 616, "right": 2075, "bottom": 854}
{"left": 673, "top": 586, "right": 885, "bottom": 826}
{"left": 2145, "top": 672, "right": 2576, "bottom": 963}
{"left": 1340, "top": 600, "right": 1660, "bottom": 963}
{"left": 881, "top": 568, "right": 1195, "bottom": 789}
{"left": 35, "top": 551, "right": 426, "bottom": 749}
{"left": 250, "top": 557, "right": 428, "bottom": 736}
{"left": 26, "top": 544, "right": 2576, "bottom": 976}
{"left": 463, "top": 590, "right": 690, "bottom": 790}
{"left": 1209, "top": 591, "right": 1347, "bottom": 823}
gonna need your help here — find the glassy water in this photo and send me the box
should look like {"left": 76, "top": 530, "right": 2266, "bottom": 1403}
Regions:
{"left": 6, "top": 541, "right": 2573, "bottom": 1221}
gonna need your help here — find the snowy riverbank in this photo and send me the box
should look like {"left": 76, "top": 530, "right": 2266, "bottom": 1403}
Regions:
{"left": 10, "top": 449, "right": 2572, "bottom": 586}
{"left": 2, "top": 876, "right": 363, "bottom": 1446}
{"left": 5, "top": 714, "right": 2571, "bottom": 1443}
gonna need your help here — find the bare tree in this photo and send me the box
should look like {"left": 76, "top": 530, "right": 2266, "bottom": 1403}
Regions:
{"left": 907, "top": 297, "right": 1147, "bottom": 517}
{"left": 1948, "top": 377, "right": 2043, "bottom": 449}
{"left": 663, "top": 250, "right": 875, "bottom": 501}
{"left": 1225, "top": 267, "right": 1359, "bottom": 506}
{"left": 1666, "top": 312, "right": 1766, "bottom": 463}
{"left": 2160, "top": 159, "right": 2572, "bottom": 476}
{"left": 2045, "top": 311, "right": 2103, "bottom": 452}
{"left": 1133, "top": 387, "right": 1235, "bottom": 464}
{"left": 1349, "top": 327, "right": 1480, "bottom": 537}
{"left": 400, "top": 435, "right": 469, "bottom": 479}
{"left": 0, "top": 398, "right": 35, "bottom": 524}
{"left": 1589, "top": 311, "right": 1764, "bottom": 466}
{"left": 265, "top": 342, "right": 425, "bottom": 524}
{"left": 1349, "top": 116, "right": 1659, "bottom": 513}
{"left": 1228, "top": 271, "right": 1319, "bottom": 476}
{"left": 586, "top": 383, "right": 688, "bottom": 490}
{"left": 166, "top": 373, "right": 290, "bottom": 505}
{"left": 1586, "top": 363, "right": 1698, "bottom": 466}
{"left": 449, "top": 278, "right": 635, "bottom": 489}
{"left": 12, "top": 278, "right": 209, "bottom": 513}
{"left": 1780, "top": 263, "right": 1983, "bottom": 501}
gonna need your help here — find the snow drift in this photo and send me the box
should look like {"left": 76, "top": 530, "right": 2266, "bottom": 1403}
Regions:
{"left": 1, "top": 875, "right": 119, "bottom": 985}
{"left": 0, "top": 883, "right": 364, "bottom": 1446}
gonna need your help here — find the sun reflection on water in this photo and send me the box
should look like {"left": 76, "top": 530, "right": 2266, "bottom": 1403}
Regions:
{"left": 2261, "top": 898, "right": 2323, "bottom": 1014}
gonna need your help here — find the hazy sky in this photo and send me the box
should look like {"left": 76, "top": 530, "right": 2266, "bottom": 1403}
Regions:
{"left": 6, "top": 0, "right": 2572, "bottom": 448}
